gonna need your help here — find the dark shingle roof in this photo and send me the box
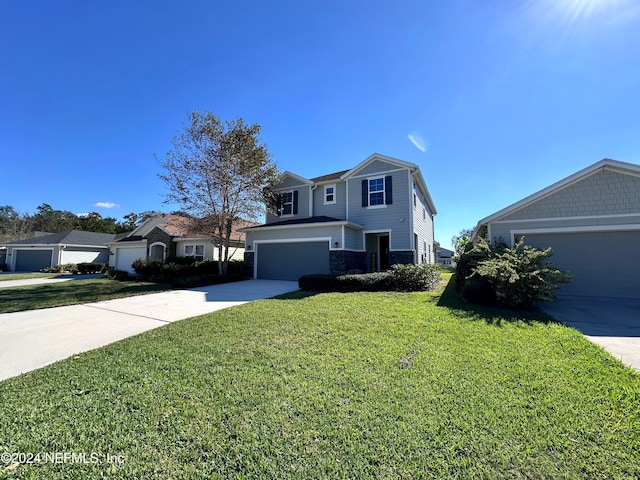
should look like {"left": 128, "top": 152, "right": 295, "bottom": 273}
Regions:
{"left": 5, "top": 230, "right": 116, "bottom": 246}
{"left": 248, "top": 216, "right": 344, "bottom": 229}
{"left": 309, "top": 170, "right": 350, "bottom": 183}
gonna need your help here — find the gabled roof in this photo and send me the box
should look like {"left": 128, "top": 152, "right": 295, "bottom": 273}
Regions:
{"left": 277, "top": 171, "right": 314, "bottom": 186}
{"left": 5, "top": 230, "right": 115, "bottom": 246}
{"left": 472, "top": 158, "right": 640, "bottom": 238}
{"left": 340, "top": 153, "right": 418, "bottom": 180}
{"left": 310, "top": 170, "right": 350, "bottom": 183}
{"left": 126, "top": 214, "right": 256, "bottom": 242}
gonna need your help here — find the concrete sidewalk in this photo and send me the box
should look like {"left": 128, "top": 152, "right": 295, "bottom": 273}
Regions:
{"left": 0, "top": 279, "right": 298, "bottom": 381}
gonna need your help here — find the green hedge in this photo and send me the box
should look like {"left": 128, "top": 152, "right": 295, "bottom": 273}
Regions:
{"left": 299, "top": 264, "right": 442, "bottom": 292}
{"left": 76, "top": 262, "right": 108, "bottom": 274}
{"left": 132, "top": 258, "right": 246, "bottom": 283}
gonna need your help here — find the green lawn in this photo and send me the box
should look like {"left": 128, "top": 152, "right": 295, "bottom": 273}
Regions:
{"left": 0, "top": 273, "right": 63, "bottom": 281}
{"left": 0, "top": 279, "right": 171, "bottom": 313}
{"left": 0, "top": 278, "right": 638, "bottom": 479}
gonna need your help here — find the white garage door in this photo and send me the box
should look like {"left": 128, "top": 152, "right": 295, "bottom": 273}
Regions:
{"left": 524, "top": 231, "right": 640, "bottom": 298}
{"left": 115, "top": 247, "right": 147, "bottom": 274}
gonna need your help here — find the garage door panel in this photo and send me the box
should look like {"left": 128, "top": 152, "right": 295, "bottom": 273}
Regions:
{"left": 115, "top": 247, "right": 147, "bottom": 274}
{"left": 524, "top": 231, "right": 640, "bottom": 298}
{"left": 15, "top": 250, "right": 53, "bottom": 272}
{"left": 257, "top": 242, "right": 329, "bottom": 280}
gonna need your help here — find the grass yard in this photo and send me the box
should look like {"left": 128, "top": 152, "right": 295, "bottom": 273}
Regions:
{"left": 0, "top": 278, "right": 638, "bottom": 479}
{"left": 0, "top": 279, "right": 171, "bottom": 313}
{"left": 0, "top": 273, "right": 62, "bottom": 281}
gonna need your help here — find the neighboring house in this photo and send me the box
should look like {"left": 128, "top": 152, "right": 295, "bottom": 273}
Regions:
{"left": 242, "top": 153, "right": 437, "bottom": 280}
{"left": 472, "top": 158, "right": 640, "bottom": 299}
{"left": 4, "top": 230, "right": 115, "bottom": 271}
{"left": 435, "top": 244, "right": 455, "bottom": 267}
{"left": 108, "top": 214, "right": 253, "bottom": 274}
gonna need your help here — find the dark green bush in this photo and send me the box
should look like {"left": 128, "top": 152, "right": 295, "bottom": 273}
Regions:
{"left": 475, "top": 237, "right": 573, "bottom": 308}
{"left": 42, "top": 263, "right": 78, "bottom": 274}
{"left": 105, "top": 269, "right": 132, "bottom": 281}
{"left": 76, "top": 262, "right": 108, "bottom": 274}
{"left": 390, "top": 263, "right": 442, "bottom": 291}
{"left": 460, "top": 275, "right": 496, "bottom": 305}
{"left": 299, "top": 272, "right": 394, "bottom": 292}
{"left": 132, "top": 258, "right": 164, "bottom": 279}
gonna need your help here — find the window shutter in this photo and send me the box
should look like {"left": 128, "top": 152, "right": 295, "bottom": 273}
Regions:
{"left": 275, "top": 194, "right": 282, "bottom": 216}
{"left": 385, "top": 175, "right": 393, "bottom": 205}
{"left": 361, "top": 180, "right": 368, "bottom": 207}
{"left": 292, "top": 190, "right": 299, "bottom": 215}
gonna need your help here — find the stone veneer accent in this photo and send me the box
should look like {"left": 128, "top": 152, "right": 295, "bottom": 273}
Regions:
{"left": 389, "top": 251, "right": 415, "bottom": 266}
{"left": 145, "top": 227, "right": 177, "bottom": 258}
{"left": 329, "top": 250, "right": 367, "bottom": 274}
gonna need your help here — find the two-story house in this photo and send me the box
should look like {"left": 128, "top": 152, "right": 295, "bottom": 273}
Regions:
{"left": 242, "top": 153, "right": 437, "bottom": 280}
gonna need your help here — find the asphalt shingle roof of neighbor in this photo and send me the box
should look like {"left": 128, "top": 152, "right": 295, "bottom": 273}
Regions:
{"left": 249, "top": 216, "right": 344, "bottom": 228}
{"left": 309, "top": 169, "right": 351, "bottom": 183}
{"left": 5, "top": 230, "right": 116, "bottom": 246}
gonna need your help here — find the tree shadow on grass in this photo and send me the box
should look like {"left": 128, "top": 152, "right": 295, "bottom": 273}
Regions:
{"left": 435, "top": 275, "right": 560, "bottom": 327}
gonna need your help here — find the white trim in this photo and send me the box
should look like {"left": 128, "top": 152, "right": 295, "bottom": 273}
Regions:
{"left": 341, "top": 153, "right": 416, "bottom": 180}
{"left": 149, "top": 241, "right": 167, "bottom": 261}
{"left": 244, "top": 220, "right": 364, "bottom": 232}
{"left": 309, "top": 185, "right": 315, "bottom": 217}
{"left": 349, "top": 167, "right": 406, "bottom": 181}
{"left": 509, "top": 224, "right": 640, "bottom": 245}
{"left": 493, "top": 212, "right": 640, "bottom": 224}
{"left": 323, "top": 184, "right": 337, "bottom": 205}
{"left": 253, "top": 238, "right": 332, "bottom": 279}
{"left": 277, "top": 171, "right": 314, "bottom": 186}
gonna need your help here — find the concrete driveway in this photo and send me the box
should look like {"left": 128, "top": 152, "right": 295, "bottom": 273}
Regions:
{"left": 0, "top": 279, "right": 298, "bottom": 381}
{"left": 539, "top": 296, "right": 640, "bottom": 372}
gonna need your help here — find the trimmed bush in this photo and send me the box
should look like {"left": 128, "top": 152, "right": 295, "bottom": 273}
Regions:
{"left": 132, "top": 258, "right": 165, "bottom": 280}
{"left": 299, "top": 269, "right": 442, "bottom": 293}
{"left": 42, "top": 263, "right": 78, "bottom": 274}
{"left": 105, "top": 269, "right": 132, "bottom": 281}
{"left": 76, "top": 262, "right": 108, "bottom": 274}
{"left": 390, "top": 263, "right": 441, "bottom": 291}
{"left": 132, "top": 257, "right": 247, "bottom": 283}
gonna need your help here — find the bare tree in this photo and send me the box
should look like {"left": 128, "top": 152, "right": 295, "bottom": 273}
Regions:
{"left": 158, "top": 111, "right": 279, "bottom": 274}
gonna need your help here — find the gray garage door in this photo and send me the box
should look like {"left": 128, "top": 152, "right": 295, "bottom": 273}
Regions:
{"left": 524, "top": 231, "right": 640, "bottom": 298}
{"left": 257, "top": 242, "right": 330, "bottom": 280}
{"left": 15, "top": 250, "right": 53, "bottom": 272}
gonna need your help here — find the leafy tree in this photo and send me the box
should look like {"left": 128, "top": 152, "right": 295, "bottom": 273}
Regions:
{"left": 31, "top": 204, "right": 77, "bottom": 232}
{"left": 0, "top": 205, "right": 33, "bottom": 241}
{"left": 76, "top": 212, "right": 118, "bottom": 233}
{"left": 158, "top": 111, "right": 279, "bottom": 275}
{"left": 452, "top": 228, "right": 474, "bottom": 259}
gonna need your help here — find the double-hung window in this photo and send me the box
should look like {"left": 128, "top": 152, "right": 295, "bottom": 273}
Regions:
{"left": 325, "top": 185, "right": 336, "bottom": 204}
{"left": 368, "top": 178, "right": 385, "bottom": 206}
{"left": 280, "top": 191, "right": 294, "bottom": 215}
{"left": 185, "top": 244, "right": 205, "bottom": 261}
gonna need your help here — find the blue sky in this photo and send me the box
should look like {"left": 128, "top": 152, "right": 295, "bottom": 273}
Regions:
{"left": 2, "top": 0, "right": 639, "bottom": 248}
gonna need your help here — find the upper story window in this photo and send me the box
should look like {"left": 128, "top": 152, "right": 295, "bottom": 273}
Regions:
{"left": 324, "top": 185, "right": 336, "bottom": 204}
{"left": 361, "top": 176, "right": 393, "bottom": 207}
{"left": 276, "top": 190, "right": 298, "bottom": 216}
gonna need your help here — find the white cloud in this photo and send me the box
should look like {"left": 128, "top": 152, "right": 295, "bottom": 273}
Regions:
{"left": 408, "top": 132, "right": 429, "bottom": 153}
{"left": 94, "top": 202, "right": 119, "bottom": 209}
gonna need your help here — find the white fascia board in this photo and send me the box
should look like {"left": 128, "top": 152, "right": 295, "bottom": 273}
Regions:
{"left": 340, "top": 153, "right": 416, "bottom": 180}
{"left": 475, "top": 158, "right": 640, "bottom": 230}
{"left": 278, "top": 171, "right": 314, "bottom": 186}
{"left": 248, "top": 220, "right": 364, "bottom": 232}
{"left": 411, "top": 168, "right": 437, "bottom": 215}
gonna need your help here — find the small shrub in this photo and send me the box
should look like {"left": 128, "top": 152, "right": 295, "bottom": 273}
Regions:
{"left": 390, "top": 263, "right": 441, "bottom": 291}
{"left": 105, "top": 269, "right": 132, "bottom": 281}
{"left": 299, "top": 272, "right": 394, "bottom": 292}
{"left": 460, "top": 275, "right": 496, "bottom": 305}
{"left": 132, "top": 258, "right": 165, "bottom": 280}
{"left": 42, "top": 263, "right": 77, "bottom": 274}
{"left": 76, "top": 262, "right": 108, "bottom": 274}
{"left": 0, "top": 263, "right": 7, "bottom": 272}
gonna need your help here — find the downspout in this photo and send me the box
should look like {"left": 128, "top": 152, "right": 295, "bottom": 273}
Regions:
{"left": 310, "top": 184, "right": 317, "bottom": 217}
